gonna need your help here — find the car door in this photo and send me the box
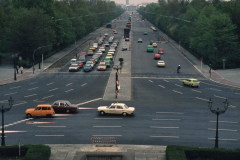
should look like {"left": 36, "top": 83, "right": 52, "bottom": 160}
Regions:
{"left": 42, "top": 107, "right": 48, "bottom": 116}
{"left": 108, "top": 105, "right": 116, "bottom": 114}
{"left": 34, "top": 106, "right": 42, "bottom": 116}
{"left": 116, "top": 106, "right": 124, "bottom": 114}
{"left": 52, "top": 102, "right": 59, "bottom": 112}
{"left": 60, "top": 102, "right": 65, "bottom": 112}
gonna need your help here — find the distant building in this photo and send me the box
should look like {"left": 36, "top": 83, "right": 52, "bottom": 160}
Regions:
{"left": 126, "top": 0, "right": 129, "bottom": 5}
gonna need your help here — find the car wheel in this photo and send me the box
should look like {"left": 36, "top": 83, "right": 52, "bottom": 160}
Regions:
{"left": 100, "top": 111, "right": 105, "bottom": 115}
{"left": 66, "top": 109, "right": 70, "bottom": 113}
{"left": 47, "top": 114, "right": 53, "bottom": 118}
{"left": 122, "top": 112, "right": 127, "bottom": 117}
{"left": 26, "top": 114, "right": 32, "bottom": 118}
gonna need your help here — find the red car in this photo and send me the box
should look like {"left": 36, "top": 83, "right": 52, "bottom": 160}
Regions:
{"left": 154, "top": 54, "right": 161, "bottom": 60}
{"left": 77, "top": 61, "right": 83, "bottom": 68}
{"left": 52, "top": 100, "right": 78, "bottom": 113}
{"left": 158, "top": 48, "right": 164, "bottom": 54}
{"left": 125, "top": 37, "right": 130, "bottom": 41}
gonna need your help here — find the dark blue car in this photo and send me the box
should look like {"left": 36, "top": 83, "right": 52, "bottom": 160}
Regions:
{"left": 83, "top": 64, "right": 93, "bottom": 72}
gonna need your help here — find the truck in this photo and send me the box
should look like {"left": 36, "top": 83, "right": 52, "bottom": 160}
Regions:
{"left": 124, "top": 28, "right": 130, "bottom": 38}
{"left": 126, "top": 22, "right": 131, "bottom": 29}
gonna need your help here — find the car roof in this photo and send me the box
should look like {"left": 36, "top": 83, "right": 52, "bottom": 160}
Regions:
{"left": 37, "top": 104, "right": 51, "bottom": 107}
{"left": 188, "top": 78, "right": 198, "bottom": 80}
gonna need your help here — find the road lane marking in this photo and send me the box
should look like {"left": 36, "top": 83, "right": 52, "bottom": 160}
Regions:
{"left": 77, "top": 98, "right": 102, "bottom": 106}
{"left": 150, "top": 126, "right": 179, "bottom": 129}
{"left": 65, "top": 89, "right": 74, "bottom": 93}
{"left": 156, "top": 112, "right": 184, "bottom": 114}
{"left": 0, "top": 100, "right": 8, "bottom": 103}
{"left": 150, "top": 136, "right": 179, "bottom": 138}
{"left": 4, "top": 92, "right": 18, "bottom": 96}
{"left": 35, "top": 135, "right": 64, "bottom": 137}
{"left": 54, "top": 114, "right": 76, "bottom": 117}
{"left": 10, "top": 86, "right": 21, "bottom": 89}
{"left": 208, "top": 138, "right": 238, "bottom": 141}
{"left": 152, "top": 119, "right": 181, "bottom": 121}
{"left": 37, "top": 126, "right": 66, "bottom": 128}
{"left": 163, "top": 80, "right": 169, "bottom": 82}
{"left": 195, "top": 97, "right": 209, "bottom": 101}
{"left": 210, "top": 88, "right": 222, "bottom": 91}
{"left": 66, "top": 83, "right": 72, "bottom": 86}
{"left": 158, "top": 85, "right": 165, "bottom": 88}
{"left": 14, "top": 102, "right": 27, "bottom": 106}
{"left": 49, "top": 88, "right": 59, "bottom": 92}
{"left": 235, "top": 92, "right": 240, "bottom": 95}
{"left": 46, "top": 82, "right": 54, "bottom": 86}
{"left": 42, "top": 95, "right": 54, "bottom": 99}
{"left": 3, "top": 118, "right": 33, "bottom": 128}
{"left": 24, "top": 94, "right": 37, "bottom": 98}
{"left": 148, "top": 80, "right": 153, "bottom": 83}
{"left": 172, "top": 90, "right": 183, "bottom": 94}
{"left": 2, "top": 131, "right": 27, "bottom": 133}
{"left": 26, "top": 121, "right": 55, "bottom": 124}
{"left": 28, "top": 87, "right": 39, "bottom": 91}
{"left": 175, "top": 84, "right": 183, "bottom": 88}
{"left": 81, "top": 83, "right": 87, "bottom": 87}
{"left": 92, "top": 135, "right": 122, "bottom": 137}
{"left": 209, "top": 121, "right": 238, "bottom": 124}
{"left": 214, "top": 95, "right": 226, "bottom": 99}
{"left": 33, "top": 99, "right": 44, "bottom": 102}
{"left": 208, "top": 128, "right": 238, "bottom": 132}
{"left": 95, "top": 118, "right": 122, "bottom": 120}
{"left": 78, "top": 107, "right": 96, "bottom": 110}
{"left": 93, "top": 126, "right": 122, "bottom": 128}
{"left": 192, "top": 89, "right": 202, "bottom": 93}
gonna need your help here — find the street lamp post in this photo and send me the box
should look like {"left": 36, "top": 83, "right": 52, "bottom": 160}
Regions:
{"left": 1, "top": 97, "right": 14, "bottom": 146}
{"left": 208, "top": 98, "right": 229, "bottom": 148}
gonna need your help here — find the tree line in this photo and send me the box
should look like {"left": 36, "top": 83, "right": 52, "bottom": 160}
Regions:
{"left": 0, "top": 0, "right": 123, "bottom": 67}
{"left": 138, "top": 0, "right": 240, "bottom": 69}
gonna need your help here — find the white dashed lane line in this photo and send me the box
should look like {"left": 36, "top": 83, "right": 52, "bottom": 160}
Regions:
{"left": 42, "top": 95, "right": 54, "bottom": 99}
{"left": 150, "top": 126, "right": 179, "bottom": 129}
{"left": 81, "top": 83, "right": 87, "bottom": 87}
{"left": 49, "top": 88, "right": 59, "bottom": 92}
{"left": 65, "top": 89, "right": 74, "bottom": 93}
{"left": 158, "top": 85, "right": 165, "bottom": 88}
{"left": 93, "top": 126, "right": 122, "bottom": 128}
{"left": 175, "top": 84, "right": 183, "bottom": 88}
{"left": 195, "top": 97, "right": 209, "bottom": 101}
{"left": 37, "top": 126, "right": 66, "bottom": 128}
{"left": 152, "top": 119, "right": 181, "bottom": 121}
{"left": 148, "top": 80, "right": 153, "bottom": 83}
{"left": 208, "top": 128, "right": 238, "bottom": 132}
{"left": 192, "top": 89, "right": 202, "bottom": 93}
{"left": 92, "top": 135, "right": 122, "bottom": 137}
{"left": 35, "top": 135, "right": 64, "bottom": 137}
{"left": 95, "top": 118, "right": 122, "bottom": 120}
{"left": 28, "top": 87, "right": 39, "bottom": 91}
{"left": 172, "top": 90, "right": 183, "bottom": 94}
{"left": 4, "top": 92, "right": 18, "bottom": 96}
{"left": 214, "top": 95, "right": 227, "bottom": 99}
{"left": 163, "top": 79, "right": 169, "bottom": 82}
{"left": 10, "top": 86, "right": 21, "bottom": 89}
{"left": 65, "top": 83, "right": 72, "bottom": 86}
{"left": 14, "top": 102, "right": 27, "bottom": 106}
{"left": 46, "top": 82, "right": 54, "bottom": 86}
{"left": 235, "top": 92, "right": 240, "bottom": 95}
{"left": 77, "top": 98, "right": 102, "bottom": 106}
{"left": 209, "top": 120, "right": 238, "bottom": 124}
{"left": 24, "top": 94, "right": 37, "bottom": 98}
{"left": 150, "top": 136, "right": 179, "bottom": 138}
{"left": 30, "top": 82, "right": 38, "bottom": 85}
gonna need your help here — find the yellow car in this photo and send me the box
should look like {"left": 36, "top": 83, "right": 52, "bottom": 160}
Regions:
{"left": 25, "top": 104, "right": 55, "bottom": 118}
{"left": 182, "top": 78, "right": 200, "bottom": 87}
{"left": 152, "top": 43, "right": 157, "bottom": 47}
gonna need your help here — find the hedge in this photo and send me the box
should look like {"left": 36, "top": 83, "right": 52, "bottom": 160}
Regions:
{"left": 166, "top": 145, "right": 240, "bottom": 160}
{"left": 0, "top": 145, "right": 50, "bottom": 160}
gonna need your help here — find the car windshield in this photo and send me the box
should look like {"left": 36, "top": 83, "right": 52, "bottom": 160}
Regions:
{"left": 71, "top": 64, "right": 78, "bottom": 67}
{"left": 193, "top": 80, "right": 199, "bottom": 82}
{"left": 66, "top": 101, "right": 71, "bottom": 106}
{"left": 124, "top": 104, "right": 129, "bottom": 109}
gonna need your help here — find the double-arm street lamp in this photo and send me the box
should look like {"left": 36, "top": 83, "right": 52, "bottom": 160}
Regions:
{"left": 1, "top": 97, "right": 14, "bottom": 146}
{"left": 208, "top": 98, "right": 229, "bottom": 148}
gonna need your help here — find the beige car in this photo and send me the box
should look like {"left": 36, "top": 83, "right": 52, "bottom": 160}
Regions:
{"left": 97, "top": 62, "right": 107, "bottom": 71}
{"left": 157, "top": 60, "right": 165, "bottom": 67}
{"left": 152, "top": 43, "right": 157, "bottom": 47}
{"left": 98, "top": 103, "right": 135, "bottom": 116}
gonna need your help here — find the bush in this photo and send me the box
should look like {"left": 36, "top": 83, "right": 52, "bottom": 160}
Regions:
{"left": 166, "top": 145, "right": 240, "bottom": 160}
{"left": 0, "top": 145, "right": 28, "bottom": 158}
{"left": 23, "top": 145, "right": 50, "bottom": 160}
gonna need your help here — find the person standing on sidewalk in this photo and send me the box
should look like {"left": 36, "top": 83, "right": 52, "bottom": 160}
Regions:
{"left": 20, "top": 66, "right": 23, "bottom": 74}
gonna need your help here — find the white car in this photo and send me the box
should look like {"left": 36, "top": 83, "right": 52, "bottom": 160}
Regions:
{"left": 109, "top": 48, "right": 115, "bottom": 52}
{"left": 95, "top": 51, "right": 102, "bottom": 57}
{"left": 157, "top": 60, "right": 165, "bottom": 67}
{"left": 86, "top": 61, "right": 94, "bottom": 67}
{"left": 98, "top": 103, "right": 135, "bottom": 116}
{"left": 107, "top": 51, "right": 115, "bottom": 56}
{"left": 69, "top": 64, "right": 80, "bottom": 72}
{"left": 99, "top": 47, "right": 105, "bottom": 53}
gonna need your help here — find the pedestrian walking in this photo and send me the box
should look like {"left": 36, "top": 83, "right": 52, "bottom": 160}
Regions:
{"left": 16, "top": 65, "right": 19, "bottom": 74}
{"left": 20, "top": 66, "right": 23, "bottom": 74}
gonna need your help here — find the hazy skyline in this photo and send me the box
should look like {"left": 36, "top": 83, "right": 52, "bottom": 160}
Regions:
{"left": 112, "top": 0, "right": 158, "bottom": 5}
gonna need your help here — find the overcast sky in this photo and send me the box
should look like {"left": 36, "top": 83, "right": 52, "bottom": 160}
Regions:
{"left": 112, "top": 0, "right": 158, "bottom": 5}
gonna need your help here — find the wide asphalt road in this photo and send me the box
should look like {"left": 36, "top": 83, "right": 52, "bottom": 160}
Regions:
{"left": 0, "top": 12, "right": 239, "bottom": 149}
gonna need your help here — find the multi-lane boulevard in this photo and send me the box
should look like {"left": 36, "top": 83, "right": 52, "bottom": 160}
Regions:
{"left": 0, "top": 12, "right": 239, "bottom": 149}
